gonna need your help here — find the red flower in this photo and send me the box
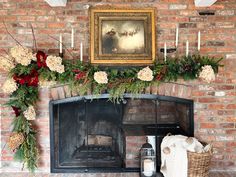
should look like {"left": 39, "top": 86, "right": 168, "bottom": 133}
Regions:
{"left": 27, "top": 69, "right": 39, "bottom": 87}
{"left": 156, "top": 74, "right": 163, "bottom": 81}
{"left": 13, "top": 69, "right": 39, "bottom": 87}
{"left": 28, "top": 77, "right": 38, "bottom": 86}
{"left": 73, "top": 69, "right": 81, "bottom": 73}
{"left": 13, "top": 74, "right": 26, "bottom": 84}
{"left": 73, "top": 69, "right": 86, "bottom": 80}
{"left": 28, "top": 69, "right": 39, "bottom": 87}
{"left": 36, "top": 51, "right": 47, "bottom": 68}
{"left": 75, "top": 71, "right": 86, "bottom": 80}
{"left": 11, "top": 106, "right": 21, "bottom": 117}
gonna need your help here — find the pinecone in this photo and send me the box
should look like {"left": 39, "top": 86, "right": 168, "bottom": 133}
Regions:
{"left": 8, "top": 132, "right": 24, "bottom": 150}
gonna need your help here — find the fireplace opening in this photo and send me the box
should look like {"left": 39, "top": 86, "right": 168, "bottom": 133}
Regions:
{"left": 50, "top": 94, "right": 193, "bottom": 173}
{"left": 71, "top": 99, "right": 124, "bottom": 168}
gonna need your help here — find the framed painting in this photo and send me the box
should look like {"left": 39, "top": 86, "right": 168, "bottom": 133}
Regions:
{"left": 90, "top": 7, "right": 156, "bottom": 65}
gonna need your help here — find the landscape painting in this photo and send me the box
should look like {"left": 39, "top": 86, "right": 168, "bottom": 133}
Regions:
{"left": 101, "top": 20, "right": 145, "bottom": 54}
{"left": 90, "top": 8, "right": 156, "bottom": 65}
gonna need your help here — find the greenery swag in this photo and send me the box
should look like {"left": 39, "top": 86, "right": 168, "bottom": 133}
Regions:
{"left": 1, "top": 46, "right": 222, "bottom": 172}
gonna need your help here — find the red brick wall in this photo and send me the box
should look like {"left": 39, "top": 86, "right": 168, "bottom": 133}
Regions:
{"left": 0, "top": 0, "right": 236, "bottom": 173}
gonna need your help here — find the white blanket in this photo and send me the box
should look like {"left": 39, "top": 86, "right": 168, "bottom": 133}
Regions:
{"left": 160, "top": 135, "right": 204, "bottom": 177}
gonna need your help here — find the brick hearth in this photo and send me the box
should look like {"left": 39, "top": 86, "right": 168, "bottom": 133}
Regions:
{"left": 0, "top": 0, "right": 236, "bottom": 175}
{"left": 0, "top": 171, "right": 236, "bottom": 177}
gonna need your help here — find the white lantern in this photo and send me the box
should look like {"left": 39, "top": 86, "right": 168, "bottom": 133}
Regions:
{"left": 140, "top": 139, "right": 156, "bottom": 177}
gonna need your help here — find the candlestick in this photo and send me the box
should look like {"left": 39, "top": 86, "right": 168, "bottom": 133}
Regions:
{"left": 59, "top": 52, "right": 63, "bottom": 58}
{"left": 175, "top": 26, "right": 179, "bottom": 47}
{"left": 198, "top": 31, "right": 201, "bottom": 51}
{"left": 186, "top": 40, "right": 189, "bottom": 57}
{"left": 71, "top": 28, "right": 74, "bottom": 48}
{"left": 80, "top": 42, "right": 83, "bottom": 62}
{"left": 164, "top": 42, "right": 167, "bottom": 62}
{"left": 59, "top": 34, "right": 62, "bottom": 54}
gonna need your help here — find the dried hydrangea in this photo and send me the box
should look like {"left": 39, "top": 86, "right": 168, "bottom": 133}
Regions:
{"left": 199, "top": 65, "right": 216, "bottom": 83}
{"left": 46, "top": 55, "right": 65, "bottom": 73}
{"left": 10, "top": 45, "right": 33, "bottom": 66}
{"left": 8, "top": 132, "right": 24, "bottom": 150}
{"left": 39, "top": 79, "right": 57, "bottom": 88}
{"left": 23, "top": 105, "right": 36, "bottom": 120}
{"left": 137, "top": 66, "right": 154, "bottom": 81}
{"left": 2, "top": 78, "right": 18, "bottom": 94}
{"left": 0, "top": 55, "right": 15, "bottom": 72}
{"left": 94, "top": 71, "right": 108, "bottom": 84}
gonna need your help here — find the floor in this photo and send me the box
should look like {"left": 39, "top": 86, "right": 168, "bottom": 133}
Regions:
{"left": 209, "top": 172, "right": 236, "bottom": 177}
{"left": 0, "top": 172, "right": 236, "bottom": 177}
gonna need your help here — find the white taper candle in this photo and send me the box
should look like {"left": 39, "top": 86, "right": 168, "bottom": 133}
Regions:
{"left": 71, "top": 28, "right": 74, "bottom": 48}
{"left": 186, "top": 40, "right": 189, "bottom": 57}
{"left": 175, "top": 27, "right": 179, "bottom": 47}
{"left": 59, "top": 34, "right": 62, "bottom": 53}
{"left": 164, "top": 42, "right": 167, "bottom": 62}
{"left": 143, "top": 159, "right": 155, "bottom": 177}
{"left": 80, "top": 42, "right": 83, "bottom": 62}
{"left": 198, "top": 31, "right": 201, "bottom": 51}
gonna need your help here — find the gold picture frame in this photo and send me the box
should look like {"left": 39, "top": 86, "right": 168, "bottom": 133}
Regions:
{"left": 90, "top": 7, "right": 156, "bottom": 65}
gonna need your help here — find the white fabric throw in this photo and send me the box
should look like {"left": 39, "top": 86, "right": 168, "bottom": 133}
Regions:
{"left": 160, "top": 135, "right": 204, "bottom": 177}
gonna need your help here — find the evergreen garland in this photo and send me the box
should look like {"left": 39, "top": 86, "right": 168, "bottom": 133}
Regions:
{"left": 3, "top": 54, "right": 222, "bottom": 172}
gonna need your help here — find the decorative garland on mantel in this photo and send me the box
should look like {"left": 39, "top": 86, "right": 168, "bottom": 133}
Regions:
{"left": 0, "top": 45, "right": 222, "bottom": 172}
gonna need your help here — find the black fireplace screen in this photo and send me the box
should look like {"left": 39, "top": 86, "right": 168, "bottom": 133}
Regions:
{"left": 50, "top": 94, "right": 193, "bottom": 173}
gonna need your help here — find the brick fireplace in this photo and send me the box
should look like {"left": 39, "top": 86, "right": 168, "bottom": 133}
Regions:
{"left": 0, "top": 0, "right": 236, "bottom": 176}
{"left": 49, "top": 93, "right": 193, "bottom": 173}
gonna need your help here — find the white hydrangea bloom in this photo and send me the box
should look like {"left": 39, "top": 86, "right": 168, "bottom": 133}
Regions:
{"left": 2, "top": 78, "right": 18, "bottom": 94}
{"left": 10, "top": 45, "right": 33, "bottom": 66}
{"left": 46, "top": 55, "right": 65, "bottom": 73}
{"left": 0, "top": 55, "right": 15, "bottom": 71}
{"left": 137, "top": 66, "right": 154, "bottom": 81}
{"left": 94, "top": 71, "right": 108, "bottom": 84}
{"left": 199, "top": 65, "right": 215, "bottom": 83}
{"left": 23, "top": 105, "right": 36, "bottom": 120}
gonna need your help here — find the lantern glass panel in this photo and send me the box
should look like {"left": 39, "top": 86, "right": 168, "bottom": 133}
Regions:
{"left": 141, "top": 147, "right": 156, "bottom": 177}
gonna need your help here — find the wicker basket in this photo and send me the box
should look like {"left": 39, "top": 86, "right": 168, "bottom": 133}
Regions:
{"left": 187, "top": 149, "right": 212, "bottom": 177}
